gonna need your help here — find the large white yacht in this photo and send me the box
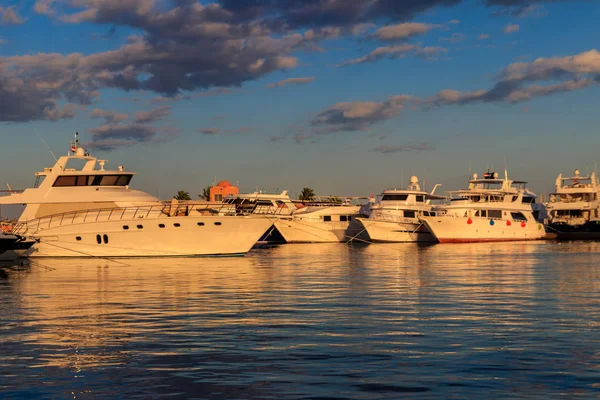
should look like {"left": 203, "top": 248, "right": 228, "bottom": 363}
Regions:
{"left": 0, "top": 137, "right": 273, "bottom": 257}
{"left": 419, "top": 171, "right": 545, "bottom": 243}
{"left": 545, "top": 170, "right": 600, "bottom": 239}
{"left": 356, "top": 176, "right": 442, "bottom": 242}
{"left": 223, "top": 191, "right": 370, "bottom": 243}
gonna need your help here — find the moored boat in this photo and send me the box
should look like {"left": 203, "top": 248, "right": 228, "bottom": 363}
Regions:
{"left": 0, "top": 134, "right": 273, "bottom": 257}
{"left": 545, "top": 169, "right": 600, "bottom": 240}
{"left": 356, "top": 176, "right": 443, "bottom": 243}
{"left": 419, "top": 170, "right": 545, "bottom": 243}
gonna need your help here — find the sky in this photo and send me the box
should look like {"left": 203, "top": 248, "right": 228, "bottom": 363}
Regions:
{"left": 0, "top": 0, "right": 599, "bottom": 201}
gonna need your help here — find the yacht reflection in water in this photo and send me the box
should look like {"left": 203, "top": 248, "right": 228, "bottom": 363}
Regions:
{"left": 2, "top": 242, "right": 600, "bottom": 399}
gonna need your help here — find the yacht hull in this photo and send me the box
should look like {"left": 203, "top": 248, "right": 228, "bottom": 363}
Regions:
{"left": 274, "top": 219, "right": 367, "bottom": 243}
{"left": 22, "top": 216, "right": 273, "bottom": 257}
{"left": 548, "top": 222, "right": 600, "bottom": 241}
{"left": 356, "top": 218, "right": 436, "bottom": 243}
{"left": 421, "top": 216, "right": 546, "bottom": 243}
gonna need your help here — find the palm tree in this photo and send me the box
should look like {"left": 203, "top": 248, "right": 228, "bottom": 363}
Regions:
{"left": 200, "top": 186, "right": 211, "bottom": 201}
{"left": 174, "top": 190, "right": 191, "bottom": 201}
{"left": 298, "top": 187, "right": 315, "bottom": 201}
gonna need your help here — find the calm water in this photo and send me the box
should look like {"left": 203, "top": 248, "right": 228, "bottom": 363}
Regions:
{"left": 2, "top": 242, "right": 600, "bottom": 399}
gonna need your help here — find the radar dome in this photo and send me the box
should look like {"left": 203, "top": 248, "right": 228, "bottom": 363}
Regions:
{"left": 472, "top": 173, "right": 478, "bottom": 179}
{"left": 493, "top": 172, "right": 499, "bottom": 179}
{"left": 75, "top": 147, "right": 85, "bottom": 157}
{"left": 575, "top": 169, "right": 580, "bottom": 176}
{"left": 410, "top": 176, "right": 419, "bottom": 184}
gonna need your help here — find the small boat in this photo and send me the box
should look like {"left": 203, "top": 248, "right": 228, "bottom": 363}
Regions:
{"left": 0, "top": 234, "right": 35, "bottom": 261}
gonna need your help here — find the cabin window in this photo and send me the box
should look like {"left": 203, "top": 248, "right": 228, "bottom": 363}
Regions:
{"left": 159, "top": 224, "right": 165, "bottom": 228}
{"left": 511, "top": 212, "right": 527, "bottom": 222}
{"left": 381, "top": 194, "right": 408, "bottom": 201}
{"left": 323, "top": 216, "right": 332, "bottom": 222}
{"left": 340, "top": 215, "right": 348, "bottom": 222}
{"left": 475, "top": 210, "right": 487, "bottom": 217}
{"left": 103, "top": 234, "right": 109, "bottom": 244}
{"left": 522, "top": 196, "right": 535, "bottom": 204}
{"left": 53, "top": 176, "right": 78, "bottom": 186}
{"left": 53, "top": 174, "right": 133, "bottom": 187}
{"left": 416, "top": 195, "right": 424, "bottom": 203}
{"left": 512, "top": 196, "right": 519, "bottom": 202}
{"left": 123, "top": 225, "right": 129, "bottom": 230}
{"left": 404, "top": 210, "right": 416, "bottom": 218}
{"left": 116, "top": 175, "right": 132, "bottom": 186}
{"left": 214, "top": 222, "right": 222, "bottom": 226}
{"left": 137, "top": 225, "right": 143, "bottom": 229}
{"left": 96, "top": 234, "right": 102, "bottom": 244}
{"left": 76, "top": 236, "right": 82, "bottom": 241}
{"left": 174, "top": 223, "right": 181, "bottom": 227}
{"left": 488, "top": 210, "right": 502, "bottom": 219}
{"left": 197, "top": 222, "right": 205, "bottom": 226}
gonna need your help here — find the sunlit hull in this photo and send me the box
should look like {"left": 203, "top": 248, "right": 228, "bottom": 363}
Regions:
{"left": 356, "top": 218, "right": 436, "bottom": 243}
{"left": 274, "top": 219, "right": 367, "bottom": 243}
{"left": 22, "top": 216, "right": 273, "bottom": 257}
{"left": 421, "top": 216, "right": 546, "bottom": 243}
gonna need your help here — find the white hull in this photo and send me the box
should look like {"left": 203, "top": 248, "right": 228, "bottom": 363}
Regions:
{"left": 23, "top": 216, "right": 273, "bottom": 257}
{"left": 274, "top": 219, "right": 366, "bottom": 243}
{"left": 421, "top": 216, "right": 546, "bottom": 243}
{"left": 356, "top": 218, "right": 436, "bottom": 243}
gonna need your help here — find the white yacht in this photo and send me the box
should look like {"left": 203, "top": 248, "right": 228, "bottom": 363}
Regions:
{"left": 274, "top": 199, "right": 370, "bottom": 243}
{"left": 223, "top": 190, "right": 297, "bottom": 243}
{"left": 223, "top": 191, "right": 370, "bottom": 243}
{"left": 419, "top": 171, "right": 545, "bottom": 243}
{"left": 356, "top": 176, "right": 442, "bottom": 242}
{"left": 545, "top": 170, "right": 600, "bottom": 239}
{"left": 0, "top": 137, "right": 273, "bottom": 257}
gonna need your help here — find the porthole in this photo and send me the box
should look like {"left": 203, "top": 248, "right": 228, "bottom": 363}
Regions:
{"left": 103, "top": 234, "right": 109, "bottom": 244}
{"left": 214, "top": 222, "right": 222, "bottom": 226}
{"left": 76, "top": 236, "right": 82, "bottom": 241}
{"left": 197, "top": 222, "right": 205, "bottom": 226}
{"left": 158, "top": 224, "right": 165, "bottom": 228}
{"left": 96, "top": 234, "right": 101, "bottom": 244}
{"left": 137, "top": 225, "right": 143, "bottom": 229}
{"left": 123, "top": 225, "right": 129, "bottom": 230}
{"left": 174, "top": 223, "right": 181, "bottom": 227}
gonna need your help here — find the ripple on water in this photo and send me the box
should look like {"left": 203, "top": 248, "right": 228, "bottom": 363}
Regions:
{"left": 1, "top": 242, "right": 600, "bottom": 398}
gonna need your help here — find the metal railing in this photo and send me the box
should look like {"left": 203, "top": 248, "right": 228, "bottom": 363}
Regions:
{"left": 12, "top": 201, "right": 276, "bottom": 236}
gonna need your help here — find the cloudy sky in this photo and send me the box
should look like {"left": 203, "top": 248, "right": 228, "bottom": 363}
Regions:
{"left": 1, "top": 0, "right": 599, "bottom": 199}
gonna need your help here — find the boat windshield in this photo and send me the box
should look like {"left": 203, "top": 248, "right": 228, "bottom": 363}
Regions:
{"left": 53, "top": 174, "right": 133, "bottom": 187}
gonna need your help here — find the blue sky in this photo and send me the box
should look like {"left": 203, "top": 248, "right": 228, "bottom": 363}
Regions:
{"left": 1, "top": 0, "right": 599, "bottom": 200}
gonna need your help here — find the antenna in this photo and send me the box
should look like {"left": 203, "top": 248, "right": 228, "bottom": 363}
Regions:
{"left": 468, "top": 160, "right": 472, "bottom": 179}
{"left": 38, "top": 136, "right": 58, "bottom": 163}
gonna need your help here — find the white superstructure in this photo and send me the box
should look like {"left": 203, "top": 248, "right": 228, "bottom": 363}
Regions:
{"left": 544, "top": 170, "right": 600, "bottom": 238}
{"left": 420, "top": 171, "right": 545, "bottom": 243}
{"left": 356, "top": 176, "right": 442, "bottom": 243}
{"left": 0, "top": 136, "right": 272, "bottom": 257}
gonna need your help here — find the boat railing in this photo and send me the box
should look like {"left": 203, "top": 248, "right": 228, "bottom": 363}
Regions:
{"left": 12, "top": 202, "right": 263, "bottom": 235}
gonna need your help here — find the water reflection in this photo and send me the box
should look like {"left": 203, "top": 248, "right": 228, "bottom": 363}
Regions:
{"left": 1, "top": 243, "right": 600, "bottom": 398}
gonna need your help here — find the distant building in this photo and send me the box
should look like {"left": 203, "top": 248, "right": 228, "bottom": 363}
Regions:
{"left": 210, "top": 180, "right": 238, "bottom": 202}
